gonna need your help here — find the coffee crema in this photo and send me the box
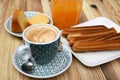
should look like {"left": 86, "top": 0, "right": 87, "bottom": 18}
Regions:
{"left": 26, "top": 26, "right": 57, "bottom": 43}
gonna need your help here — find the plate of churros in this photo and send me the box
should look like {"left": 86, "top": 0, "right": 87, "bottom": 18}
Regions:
{"left": 61, "top": 17, "right": 120, "bottom": 67}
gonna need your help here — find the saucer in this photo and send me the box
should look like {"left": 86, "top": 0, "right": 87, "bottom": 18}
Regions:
{"left": 12, "top": 43, "right": 72, "bottom": 78}
{"left": 5, "top": 11, "right": 53, "bottom": 37}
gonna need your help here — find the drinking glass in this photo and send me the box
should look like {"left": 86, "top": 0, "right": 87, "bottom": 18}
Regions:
{"left": 51, "top": 0, "right": 83, "bottom": 30}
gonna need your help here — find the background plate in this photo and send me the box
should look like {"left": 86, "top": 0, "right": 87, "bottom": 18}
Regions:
{"left": 5, "top": 12, "right": 53, "bottom": 37}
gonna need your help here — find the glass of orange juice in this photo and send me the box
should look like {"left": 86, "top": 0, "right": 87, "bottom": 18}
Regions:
{"left": 51, "top": 0, "right": 83, "bottom": 30}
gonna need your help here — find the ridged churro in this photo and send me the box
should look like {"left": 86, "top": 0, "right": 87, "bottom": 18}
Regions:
{"left": 62, "top": 25, "right": 107, "bottom": 37}
{"left": 67, "top": 28, "right": 116, "bottom": 40}
{"left": 72, "top": 40, "right": 120, "bottom": 52}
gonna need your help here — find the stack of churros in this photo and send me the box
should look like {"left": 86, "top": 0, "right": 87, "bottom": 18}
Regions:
{"left": 62, "top": 25, "right": 120, "bottom": 52}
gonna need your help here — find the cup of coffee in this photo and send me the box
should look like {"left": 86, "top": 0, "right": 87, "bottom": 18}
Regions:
{"left": 16, "top": 24, "right": 61, "bottom": 65}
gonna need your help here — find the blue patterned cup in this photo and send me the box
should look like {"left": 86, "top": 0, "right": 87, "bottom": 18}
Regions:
{"left": 16, "top": 24, "right": 61, "bottom": 65}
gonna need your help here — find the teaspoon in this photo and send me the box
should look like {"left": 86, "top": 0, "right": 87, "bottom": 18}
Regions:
{"left": 21, "top": 59, "right": 34, "bottom": 73}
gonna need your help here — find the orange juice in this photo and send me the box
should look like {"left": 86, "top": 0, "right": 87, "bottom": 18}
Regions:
{"left": 51, "top": 0, "right": 83, "bottom": 30}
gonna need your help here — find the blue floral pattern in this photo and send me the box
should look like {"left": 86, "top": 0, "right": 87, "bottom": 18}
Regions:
{"left": 30, "top": 39, "right": 60, "bottom": 64}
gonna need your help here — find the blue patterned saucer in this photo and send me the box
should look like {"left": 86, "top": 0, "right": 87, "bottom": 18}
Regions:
{"left": 12, "top": 43, "right": 72, "bottom": 78}
{"left": 5, "top": 11, "right": 53, "bottom": 37}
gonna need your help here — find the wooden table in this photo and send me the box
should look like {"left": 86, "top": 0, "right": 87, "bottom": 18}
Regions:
{"left": 0, "top": 0, "right": 120, "bottom": 80}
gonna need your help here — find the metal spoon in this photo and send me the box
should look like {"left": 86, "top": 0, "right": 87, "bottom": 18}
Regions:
{"left": 21, "top": 59, "right": 34, "bottom": 73}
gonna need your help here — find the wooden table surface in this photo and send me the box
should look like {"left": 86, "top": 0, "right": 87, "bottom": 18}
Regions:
{"left": 0, "top": 0, "right": 120, "bottom": 80}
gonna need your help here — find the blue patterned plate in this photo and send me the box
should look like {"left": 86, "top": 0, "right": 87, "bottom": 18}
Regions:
{"left": 5, "top": 12, "right": 53, "bottom": 37}
{"left": 12, "top": 43, "right": 72, "bottom": 78}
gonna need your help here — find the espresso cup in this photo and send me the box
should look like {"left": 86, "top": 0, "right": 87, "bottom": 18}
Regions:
{"left": 16, "top": 24, "right": 61, "bottom": 65}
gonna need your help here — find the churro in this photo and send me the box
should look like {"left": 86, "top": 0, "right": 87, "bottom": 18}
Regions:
{"left": 62, "top": 25, "right": 107, "bottom": 37}
{"left": 72, "top": 40, "right": 120, "bottom": 52}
